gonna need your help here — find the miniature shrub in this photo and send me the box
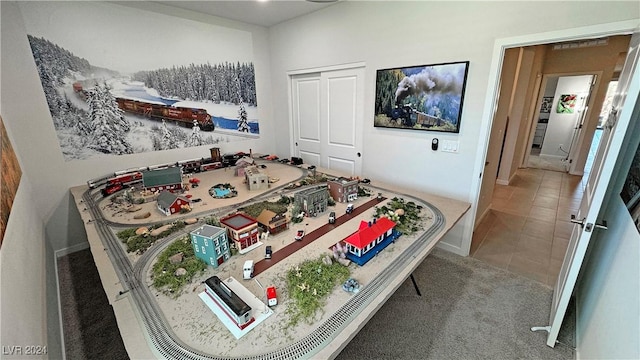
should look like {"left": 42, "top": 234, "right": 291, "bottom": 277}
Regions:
{"left": 285, "top": 256, "right": 350, "bottom": 327}
{"left": 239, "top": 200, "right": 288, "bottom": 219}
{"left": 116, "top": 228, "right": 137, "bottom": 241}
{"left": 151, "top": 236, "right": 206, "bottom": 297}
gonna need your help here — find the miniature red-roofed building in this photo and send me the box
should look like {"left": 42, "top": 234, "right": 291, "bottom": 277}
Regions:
{"left": 342, "top": 217, "right": 400, "bottom": 266}
{"left": 220, "top": 213, "right": 260, "bottom": 254}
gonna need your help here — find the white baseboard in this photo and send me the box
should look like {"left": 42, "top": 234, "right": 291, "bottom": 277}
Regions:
{"left": 496, "top": 179, "right": 509, "bottom": 186}
{"left": 540, "top": 154, "right": 566, "bottom": 160}
{"left": 55, "top": 241, "right": 89, "bottom": 258}
{"left": 436, "top": 241, "right": 466, "bottom": 256}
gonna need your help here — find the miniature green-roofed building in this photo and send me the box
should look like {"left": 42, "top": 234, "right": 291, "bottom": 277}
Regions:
{"left": 190, "top": 224, "right": 231, "bottom": 267}
{"left": 142, "top": 167, "right": 183, "bottom": 192}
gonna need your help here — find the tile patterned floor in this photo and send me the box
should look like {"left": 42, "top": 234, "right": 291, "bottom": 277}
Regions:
{"left": 471, "top": 168, "right": 585, "bottom": 286}
{"left": 471, "top": 129, "right": 602, "bottom": 287}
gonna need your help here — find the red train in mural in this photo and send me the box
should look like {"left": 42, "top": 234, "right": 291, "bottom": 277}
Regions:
{"left": 115, "top": 98, "right": 215, "bottom": 131}
{"left": 72, "top": 82, "right": 215, "bottom": 131}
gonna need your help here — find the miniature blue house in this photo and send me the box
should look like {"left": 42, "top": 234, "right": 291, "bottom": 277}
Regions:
{"left": 190, "top": 224, "right": 231, "bottom": 268}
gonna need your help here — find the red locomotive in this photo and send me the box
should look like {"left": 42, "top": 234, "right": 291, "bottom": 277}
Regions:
{"left": 72, "top": 82, "right": 214, "bottom": 131}
{"left": 107, "top": 171, "right": 143, "bottom": 187}
{"left": 115, "top": 98, "right": 214, "bottom": 131}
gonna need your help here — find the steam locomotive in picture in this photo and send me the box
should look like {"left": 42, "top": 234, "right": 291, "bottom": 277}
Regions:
{"left": 390, "top": 105, "right": 443, "bottom": 128}
{"left": 72, "top": 82, "right": 214, "bottom": 131}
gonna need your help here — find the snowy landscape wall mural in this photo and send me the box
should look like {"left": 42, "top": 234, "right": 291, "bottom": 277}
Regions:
{"left": 19, "top": 2, "right": 258, "bottom": 161}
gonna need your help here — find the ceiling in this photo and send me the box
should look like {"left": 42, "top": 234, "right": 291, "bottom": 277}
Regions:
{"left": 154, "top": 1, "right": 339, "bottom": 27}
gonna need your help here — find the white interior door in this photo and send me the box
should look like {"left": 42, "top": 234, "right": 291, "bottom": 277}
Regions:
{"left": 291, "top": 73, "right": 322, "bottom": 165}
{"left": 541, "top": 30, "right": 640, "bottom": 347}
{"left": 291, "top": 67, "right": 364, "bottom": 176}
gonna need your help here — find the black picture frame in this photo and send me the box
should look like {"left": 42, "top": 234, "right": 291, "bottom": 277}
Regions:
{"left": 374, "top": 61, "right": 470, "bottom": 133}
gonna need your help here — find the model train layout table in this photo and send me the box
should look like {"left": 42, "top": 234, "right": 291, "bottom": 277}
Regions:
{"left": 71, "top": 162, "right": 470, "bottom": 359}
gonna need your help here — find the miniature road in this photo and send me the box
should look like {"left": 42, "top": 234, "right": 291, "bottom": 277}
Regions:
{"left": 253, "top": 196, "right": 387, "bottom": 276}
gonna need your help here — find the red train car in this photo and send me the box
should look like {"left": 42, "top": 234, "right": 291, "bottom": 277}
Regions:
{"left": 116, "top": 98, "right": 214, "bottom": 131}
{"left": 107, "top": 171, "right": 143, "bottom": 187}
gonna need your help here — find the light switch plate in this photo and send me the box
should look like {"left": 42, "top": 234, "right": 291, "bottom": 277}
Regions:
{"left": 441, "top": 140, "right": 459, "bottom": 153}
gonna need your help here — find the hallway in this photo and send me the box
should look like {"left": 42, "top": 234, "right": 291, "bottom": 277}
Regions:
{"left": 471, "top": 168, "right": 584, "bottom": 287}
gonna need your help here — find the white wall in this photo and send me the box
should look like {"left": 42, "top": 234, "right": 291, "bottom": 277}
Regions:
{"left": 0, "top": 178, "right": 48, "bottom": 359}
{"left": 540, "top": 75, "right": 593, "bottom": 158}
{"left": 267, "top": 1, "right": 640, "bottom": 254}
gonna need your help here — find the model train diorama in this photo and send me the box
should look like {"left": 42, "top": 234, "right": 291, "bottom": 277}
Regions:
{"left": 390, "top": 105, "right": 444, "bottom": 128}
{"left": 73, "top": 82, "right": 215, "bottom": 131}
{"left": 89, "top": 151, "right": 248, "bottom": 196}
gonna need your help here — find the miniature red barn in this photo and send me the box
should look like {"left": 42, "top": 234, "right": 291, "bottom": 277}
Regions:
{"left": 157, "top": 191, "right": 190, "bottom": 216}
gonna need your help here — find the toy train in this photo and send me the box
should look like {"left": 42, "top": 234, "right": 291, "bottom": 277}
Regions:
{"left": 87, "top": 152, "right": 249, "bottom": 193}
{"left": 204, "top": 276, "right": 254, "bottom": 329}
{"left": 73, "top": 82, "right": 214, "bottom": 131}
{"left": 390, "top": 105, "right": 443, "bottom": 128}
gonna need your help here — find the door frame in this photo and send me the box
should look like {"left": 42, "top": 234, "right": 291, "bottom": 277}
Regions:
{"left": 470, "top": 19, "right": 639, "bottom": 239}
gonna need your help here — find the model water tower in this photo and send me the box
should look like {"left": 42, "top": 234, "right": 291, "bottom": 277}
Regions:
{"left": 210, "top": 147, "right": 221, "bottom": 163}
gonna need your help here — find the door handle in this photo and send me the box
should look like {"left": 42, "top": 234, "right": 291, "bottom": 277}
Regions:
{"left": 571, "top": 215, "right": 608, "bottom": 232}
{"left": 570, "top": 214, "right": 585, "bottom": 228}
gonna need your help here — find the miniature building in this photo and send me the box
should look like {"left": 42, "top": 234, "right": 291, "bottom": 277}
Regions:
{"left": 245, "top": 166, "right": 269, "bottom": 191}
{"left": 156, "top": 191, "right": 190, "bottom": 216}
{"left": 234, "top": 157, "right": 255, "bottom": 177}
{"left": 327, "top": 177, "right": 359, "bottom": 203}
{"left": 294, "top": 186, "right": 329, "bottom": 216}
{"left": 342, "top": 217, "right": 399, "bottom": 266}
{"left": 255, "top": 209, "right": 289, "bottom": 234}
{"left": 190, "top": 225, "right": 231, "bottom": 268}
{"left": 220, "top": 213, "right": 260, "bottom": 254}
{"left": 142, "top": 167, "right": 183, "bottom": 193}
{"left": 210, "top": 147, "right": 222, "bottom": 163}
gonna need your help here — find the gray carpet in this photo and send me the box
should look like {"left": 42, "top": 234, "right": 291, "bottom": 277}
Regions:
{"left": 337, "top": 248, "right": 575, "bottom": 360}
{"left": 57, "top": 248, "right": 574, "bottom": 360}
{"left": 57, "top": 249, "right": 129, "bottom": 360}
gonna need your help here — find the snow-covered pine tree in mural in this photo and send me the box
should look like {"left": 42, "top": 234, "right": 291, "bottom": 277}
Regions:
{"left": 87, "top": 83, "right": 133, "bottom": 155}
{"left": 187, "top": 120, "right": 204, "bottom": 147}
{"left": 237, "top": 101, "right": 250, "bottom": 132}
{"left": 157, "top": 120, "right": 180, "bottom": 151}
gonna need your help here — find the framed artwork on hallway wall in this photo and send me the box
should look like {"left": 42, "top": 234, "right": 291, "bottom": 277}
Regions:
{"left": 620, "top": 138, "right": 640, "bottom": 234}
{"left": 374, "top": 61, "right": 469, "bottom": 133}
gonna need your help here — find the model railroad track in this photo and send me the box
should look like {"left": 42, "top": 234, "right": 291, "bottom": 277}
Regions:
{"left": 84, "top": 178, "right": 445, "bottom": 359}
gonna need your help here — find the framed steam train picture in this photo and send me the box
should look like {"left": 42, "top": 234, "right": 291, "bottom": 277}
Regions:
{"left": 19, "top": 2, "right": 259, "bottom": 161}
{"left": 374, "top": 61, "right": 469, "bottom": 133}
